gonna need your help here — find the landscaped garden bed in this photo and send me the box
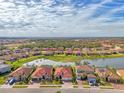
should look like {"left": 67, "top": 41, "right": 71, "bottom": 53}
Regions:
{"left": 73, "top": 85, "right": 78, "bottom": 88}
{"left": 13, "top": 85, "right": 28, "bottom": 88}
{"left": 100, "top": 86, "right": 113, "bottom": 89}
{"left": 40, "top": 85, "right": 62, "bottom": 88}
{"left": 82, "top": 81, "right": 91, "bottom": 88}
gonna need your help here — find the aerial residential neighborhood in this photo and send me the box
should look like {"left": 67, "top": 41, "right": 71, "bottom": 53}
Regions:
{"left": 0, "top": 39, "right": 124, "bottom": 91}
{"left": 0, "top": 0, "right": 124, "bottom": 93}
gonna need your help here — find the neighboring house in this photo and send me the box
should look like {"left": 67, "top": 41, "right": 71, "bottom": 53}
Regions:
{"left": 87, "top": 74, "right": 97, "bottom": 84}
{"left": 64, "top": 48, "right": 73, "bottom": 55}
{"left": 55, "top": 67, "right": 73, "bottom": 82}
{"left": 76, "top": 65, "right": 94, "bottom": 76}
{"left": 42, "top": 51, "right": 54, "bottom": 56}
{"left": 0, "top": 64, "right": 11, "bottom": 74}
{"left": 95, "top": 67, "right": 112, "bottom": 79}
{"left": 108, "top": 73, "right": 121, "bottom": 83}
{"left": 96, "top": 67, "right": 121, "bottom": 83}
{"left": 9, "top": 67, "right": 33, "bottom": 81}
{"left": 76, "top": 65, "right": 95, "bottom": 81}
{"left": 31, "top": 66, "right": 53, "bottom": 81}
{"left": 117, "top": 68, "right": 124, "bottom": 79}
{"left": 73, "top": 50, "right": 82, "bottom": 56}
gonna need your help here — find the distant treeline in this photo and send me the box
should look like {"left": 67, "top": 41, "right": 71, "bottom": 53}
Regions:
{"left": 19, "top": 40, "right": 102, "bottom": 49}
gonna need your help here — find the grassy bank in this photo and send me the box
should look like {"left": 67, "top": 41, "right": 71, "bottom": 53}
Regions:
{"left": 0, "top": 73, "right": 9, "bottom": 85}
{"left": 6, "top": 54, "right": 124, "bottom": 70}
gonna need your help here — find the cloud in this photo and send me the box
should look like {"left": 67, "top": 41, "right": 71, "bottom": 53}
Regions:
{"left": 0, "top": 0, "right": 124, "bottom": 37}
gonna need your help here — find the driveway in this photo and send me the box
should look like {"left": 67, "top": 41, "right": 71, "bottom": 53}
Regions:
{"left": 1, "top": 84, "right": 12, "bottom": 88}
{"left": 77, "top": 80, "right": 83, "bottom": 88}
{"left": 62, "top": 82, "right": 73, "bottom": 88}
{"left": 28, "top": 83, "right": 40, "bottom": 88}
{"left": 111, "top": 83, "right": 124, "bottom": 90}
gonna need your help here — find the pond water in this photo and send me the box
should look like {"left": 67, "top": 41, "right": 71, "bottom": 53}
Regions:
{"left": 81, "top": 57, "right": 124, "bottom": 68}
{"left": 23, "top": 57, "right": 124, "bottom": 69}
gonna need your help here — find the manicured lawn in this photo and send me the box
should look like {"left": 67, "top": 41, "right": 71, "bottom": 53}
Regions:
{"left": 13, "top": 85, "right": 28, "bottom": 88}
{"left": 99, "top": 81, "right": 113, "bottom": 89}
{"left": 6, "top": 53, "right": 124, "bottom": 70}
{"left": 100, "top": 86, "right": 113, "bottom": 89}
{"left": 83, "top": 85, "right": 91, "bottom": 88}
{"left": 73, "top": 85, "right": 78, "bottom": 88}
{"left": 40, "top": 85, "right": 62, "bottom": 88}
{"left": 0, "top": 73, "right": 10, "bottom": 85}
{"left": 7, "top": 55, "right": 45, "bottom": 70}
{"left": 40, "top": 80, "right": 63, "bottom": 85}
{"left": 82, "top": 81, "right": 91, "bottom": 88}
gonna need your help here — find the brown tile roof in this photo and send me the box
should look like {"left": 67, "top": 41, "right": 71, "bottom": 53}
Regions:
{"left": 10, "top": 67, "right": 32, "bottom": 77}
{"left": 117, "top": 69, "right": 124, "bottom": 78}
{"left": 31, "top": 66, "right": 52, "bottom": 78}
{"left": 87, "top": 74, "right": 96, "bottom": 78}
{"left": 76, "top": 65, "right": 94, "bottom": 72}
{"left": 55, "top": 67, "right": 72, "bottom": 78}
{"left": 108, "top": 73, "right": 120, "bottom": 80}
{"left": 96, "top": 68, "right": 111, "bottom": 78}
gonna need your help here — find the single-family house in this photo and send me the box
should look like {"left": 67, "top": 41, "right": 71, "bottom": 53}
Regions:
{"left": 64, "top": 48, "right": 73, "bottom": 55}
{"left": 117, "top": 68, "right": 124, "bottom": 79}
{"left": 108, "top": 74, "right": 121, "bottom": 83}
{"left": 31, "top": 66, "right": 53, "bottom": 81}
{"left": 76, "top": 65, "right": 94, "bottom": 80}
{"left": 42, "top": 51, "right": 54, "bottom": 56}
{"left": 54, "top": 67, "right": 73, "bottom": 82}
{"left": 9, "top": 67, "right": 33, "bottom": 81}
{"left": 0, "top": 64, "right": 11, "bottom": 74}
{"left": 95, "top": 67, "right": 112, "bottom": 80}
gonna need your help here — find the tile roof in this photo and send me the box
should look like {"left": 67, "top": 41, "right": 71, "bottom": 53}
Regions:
{"left": 55, "top": 67, "right": 72, "bottom": 78}
{"left": 117, "top": 69, "right": 124, "bottom": 78}
{"left": 108, "top": 74, "right": 120, "bottom": 80}
{"left": 76, "top": 65, "right": 94, "bottom": 72}
{"left": 87, "top": 74, "right": 96, "bottom": 78}
{"left": 96, "top": 67, "right": 111, "bottom": 78}
{"left": 10, "top": 67, "right": 32, "bottom": 77}
{"left": 31, "top": 66, "right": 52, "bottom": 78}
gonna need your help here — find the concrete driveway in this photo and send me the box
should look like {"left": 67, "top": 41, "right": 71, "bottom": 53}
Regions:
{"left": 28, "top": 83, "right": 40, "bottom": 88}
{"left": 62, "top": 82, "right": 73, "bottom": 88}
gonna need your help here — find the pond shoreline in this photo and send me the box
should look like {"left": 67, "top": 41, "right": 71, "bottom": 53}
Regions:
{"left": 6, "top": 54, "right": 124, "bottom": 70}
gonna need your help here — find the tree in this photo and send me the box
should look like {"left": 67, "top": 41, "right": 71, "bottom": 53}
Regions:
{"left": 56, "top": 91, "right": 61, "bottom": 93}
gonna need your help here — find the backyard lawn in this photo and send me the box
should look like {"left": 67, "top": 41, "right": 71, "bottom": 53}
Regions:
{"left": 5, "top": 53, "right": 124, "bottom": 70}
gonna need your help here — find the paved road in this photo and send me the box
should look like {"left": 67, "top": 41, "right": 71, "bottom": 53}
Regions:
{"left": 0, "top": 88, "right": 124, "bottom": 93}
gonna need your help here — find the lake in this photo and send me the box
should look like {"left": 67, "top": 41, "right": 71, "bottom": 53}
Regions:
{"left": 81, "top": 57, "right": 124, "bottom": 68}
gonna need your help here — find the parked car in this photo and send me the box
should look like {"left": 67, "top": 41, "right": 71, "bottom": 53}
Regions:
{"left": 8, "top": 78, "right": 16, "bottom": 85}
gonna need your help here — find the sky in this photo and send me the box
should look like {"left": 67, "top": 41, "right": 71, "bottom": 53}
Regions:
{"left": 0, "top": 0, "right": 124, "bottom": 37}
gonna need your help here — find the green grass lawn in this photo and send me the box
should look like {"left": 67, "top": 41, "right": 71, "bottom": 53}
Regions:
{"left": 73, "top": 85, "right": 78, "bottom": 88}
{"left": 40, "top": 80, "right": 63, "bottom": 85}
{"left": 13, "top": 85, "right": 28, "bottom": 88}
{"left": 40, "top": 85, "right": 62, "bottom": 88}
{"left": 0, "top": 73, "right": 9, "bottom": 85}
{"left": 83, "top": 85, "right": 91, "bottom": 88}
{"left": 6, "top": 53, "right": 124, "bottom": 70}
{"left": 100, "top": 86, "right": 113, "bottom": 89}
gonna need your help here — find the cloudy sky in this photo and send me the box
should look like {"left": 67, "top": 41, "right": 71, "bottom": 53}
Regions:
{"left": 0, "top": 0, "right": 124, "bottom": 37}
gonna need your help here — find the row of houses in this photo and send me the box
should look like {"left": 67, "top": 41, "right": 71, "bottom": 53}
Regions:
{"left": 1, "top": 48, "right": 124, "bottom": 62}
{"left": 1, "top": 47, "right": 124, "bottom": 56}
{"left": 8, "top": 65, "right": 123, "bottom": 85}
